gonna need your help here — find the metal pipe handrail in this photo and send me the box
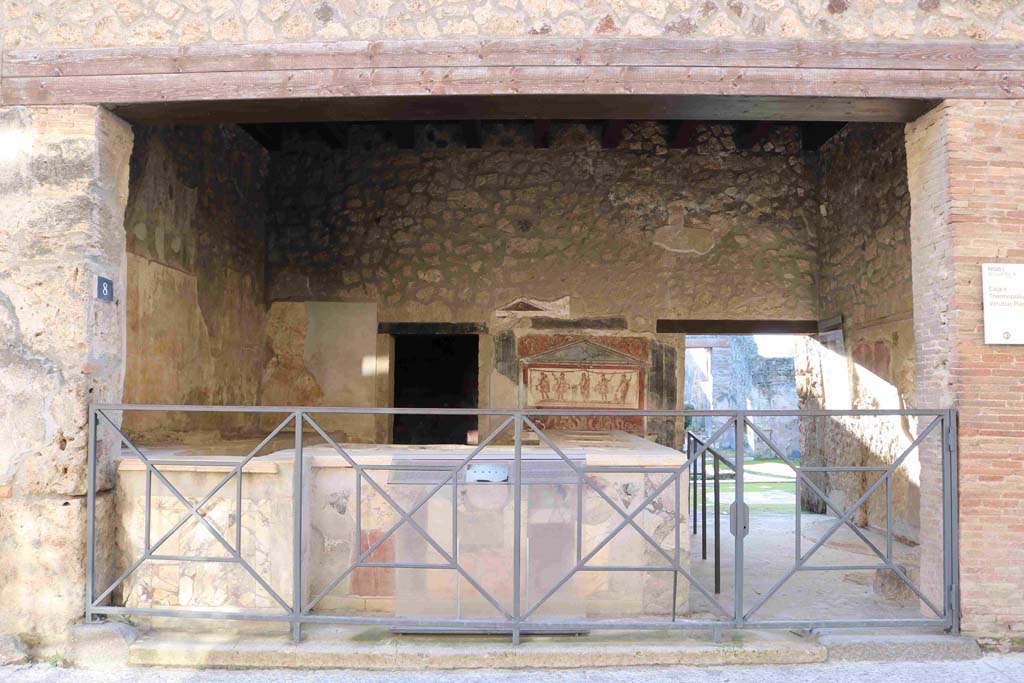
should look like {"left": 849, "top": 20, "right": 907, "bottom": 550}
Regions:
{"left": 686, "top": 429, "right": 735, "bottom": 595}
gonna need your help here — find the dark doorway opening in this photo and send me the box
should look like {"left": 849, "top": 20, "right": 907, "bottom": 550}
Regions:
{"left": 392, "top": 334, "right": 479, "bottom": 445}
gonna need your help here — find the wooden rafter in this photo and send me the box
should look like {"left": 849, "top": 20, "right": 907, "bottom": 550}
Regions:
{"left": 601, "top": 120, "right": 625, "bottom": 149}
{"left": 666, "top": 121, "right": 701, "bottom": 149}
{"left": 733, "top": 122, "right": 773, "bottom": 149}
{"left": 533, "top": 119, "right": 552, "bottom": 148}
{"left": 462, "top": 120, "right": 482, "bottom": 148}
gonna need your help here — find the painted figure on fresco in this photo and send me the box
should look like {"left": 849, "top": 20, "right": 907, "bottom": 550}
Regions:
{"left": 554, "top": 372, "right": 570, "bottom": 402}
{"left": 596, "top": 372, "right": 612, "bottom": 402}
{"left": 537, "top": 372, "right": 552, "bottom": 402}
{"left": 579, "top": 371, "right": 591, "bottom": 401}
{"left": 615, "top": 374, "right": 632, "bottom": 404}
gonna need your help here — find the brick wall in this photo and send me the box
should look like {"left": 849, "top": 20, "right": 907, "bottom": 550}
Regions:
{"left": 907, "top": 100, "right": 1024, "bottom": 641}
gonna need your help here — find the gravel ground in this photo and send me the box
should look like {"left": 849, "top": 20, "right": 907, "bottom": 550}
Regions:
{"left": 4, "top": 656, "right": 1024, "bottom": 683}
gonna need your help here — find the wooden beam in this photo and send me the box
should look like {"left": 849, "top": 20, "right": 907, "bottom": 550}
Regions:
{"left": 531, "top": 316, "right": 627, "bottom": 330}
{"left": 319, "top": 122, "right": 348, "bottom": 148}
{"left": 666, "top": 120, "right": 701, "bottom": 148}
{"left": 378, "top": 322, "right": 485, "bottom": 335}
{"left": 239, "top": 123, "right": 282, "bottom": 151}
{"left": 534, "top": 119, "right": 552, "bottom": 148}
{"left": 107, "top": 95, "right": 938, "bottom": 125}
{"left": 601, "top": 120, "right": 625, "bottom": 149}
{"left": 387, "top": 122, "right": 415, "bottom": 149}
{"left": 293, "top": 121, "right": 346, "bottom": 148}
{"left": 6, "top": 38, "right": 1024, "bottom": 78}
{"left": 462, "top": 120, "right": 482, "bottom": 148}
{"left": 802, "top": 122, "right": 847, "bottom": 151}
{"left": 733, "top": 121, "right": 773, "bottom": 149}
{"left": 4, "top": 65, "right": 1021, "bottom": 107}
{"left": 656, "top": 319, "right": 820, "bottom": 335}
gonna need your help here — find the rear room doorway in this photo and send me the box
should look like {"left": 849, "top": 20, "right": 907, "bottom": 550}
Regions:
{"left": 392, "top": 334, "right": 479, "bottom": 444}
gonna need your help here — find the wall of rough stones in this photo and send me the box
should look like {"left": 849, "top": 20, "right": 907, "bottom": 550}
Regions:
{"left": 0, "top": 105, "right": 132, "bottom": 643}
{"left": 685, "top": 334, "right": 799, "bottom": 456}
{"left": 797, "top": 123, "right": 920, "bottom": 545}
{"left": 3, "top": 1, "right": 1024, "bottom": 47}
{"left": 266, "top": 121, "right": 820, "bottom": 328}
{"left": 120, "top": 125, "right": 270, "bottom": 439}
{"left": 266, "top": 120, "right": 818, "bottom": 447}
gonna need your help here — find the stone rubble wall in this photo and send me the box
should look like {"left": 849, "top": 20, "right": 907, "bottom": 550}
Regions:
{"left": 797, "top": 123, "right": 920, "bottom": 544}
{"left": 0, "top": 105, "right": 133, "bottom": 642}
{"left": 3, "top": 1, "right": 1024, "bottom": 48}
{"left": 265, "top": 120, "right": 817, "bottom": 451}
{"left": 266, "top": 121, "right": 820, "bottom": 328}
{"left": 120, "top": 125, "right": 270, "bottom": 440}
{"left": 685, "top": 334, "right": 800, "bottom": 457}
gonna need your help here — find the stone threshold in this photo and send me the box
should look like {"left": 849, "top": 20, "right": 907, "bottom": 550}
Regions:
{"left": 115, "top": 626, "right": 979, "bottom": 670}
{"left": 128, "top": 627, "right": 823, "bottom": 669}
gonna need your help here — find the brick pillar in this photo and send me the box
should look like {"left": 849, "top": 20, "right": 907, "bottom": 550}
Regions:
{"left": 0, "top": 106, "right": 133, "bottom": 641}
{"left": 906, "top": 100, "right": 1024, "bottom": 639}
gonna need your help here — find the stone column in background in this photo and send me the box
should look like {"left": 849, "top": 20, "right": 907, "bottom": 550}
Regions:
{"left": 0, "top": 106, "right": 133, "bottom": 643}
{"left": 906, "top": 100, "right": 1024, "bottom": 641}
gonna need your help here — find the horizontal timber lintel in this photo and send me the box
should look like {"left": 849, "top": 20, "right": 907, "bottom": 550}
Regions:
{"left": 2, "top": 38, "right": 1022, "bottom": 110}
{"left": 378, "top": 322, "right": 485, "bottom": 336}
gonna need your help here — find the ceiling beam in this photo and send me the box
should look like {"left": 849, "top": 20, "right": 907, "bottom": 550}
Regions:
{"left": 239, "top": 123, "right": 282, "bottom": 151}
{"left": 109, "top": 95, "right": 938, "bottom": 126}
{"left": 462, "top": 120, "right": 482, "bottom": 148}
{"left": 534, "top": 119, "right": 552, "bottom": 148}
{"left": 294, "top": 121, "right": 346, "bottom": 148}
{"left": 387, "top": 122, "right": 415, "bottom": 149}
{"left": 802, "top": 122, "right": 847, "bottom": 151}
{"left": 319, "top": 122, "right": 348, "bottom": 148}
{"left": 733, "top": 121, "right": 773, "bottom": 149}
{"left": 666, "top": 120, "right": 701, "bottom": 148}
{"left": 601, "top": 120, "right": 625, "bottom": 149}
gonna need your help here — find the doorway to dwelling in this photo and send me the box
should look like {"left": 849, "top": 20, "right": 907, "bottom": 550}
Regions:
{"left": 392, "top": 334, "right": 479, "bottom": 445}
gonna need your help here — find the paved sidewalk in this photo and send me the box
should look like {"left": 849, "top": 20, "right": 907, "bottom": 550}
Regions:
{"left": 4, "top": 655, "right": 1024, "bottom": 683}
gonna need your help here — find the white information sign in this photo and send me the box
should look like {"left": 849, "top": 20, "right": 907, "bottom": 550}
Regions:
{"left": 982, "top": 263, "right": 1024, "bottom": 345}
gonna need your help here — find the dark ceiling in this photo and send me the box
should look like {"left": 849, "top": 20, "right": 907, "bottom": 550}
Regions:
{"left": 238, "top": 119, "right": 848, "bottom": 153}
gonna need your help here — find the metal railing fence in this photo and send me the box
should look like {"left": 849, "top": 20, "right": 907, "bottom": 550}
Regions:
{"left": 86, "top": 405, "right": 959, "bottom": 643}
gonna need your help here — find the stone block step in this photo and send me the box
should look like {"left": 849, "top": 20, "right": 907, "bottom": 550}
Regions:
{"left": 128, "top": 627, "right": 826, "bottom": 669}
{"left": 816, "top": 631, "right": 983, "bottom": 662}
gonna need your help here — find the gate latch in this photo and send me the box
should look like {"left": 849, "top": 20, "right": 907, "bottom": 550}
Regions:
{"left": 729, "top": 501, "right": 750, "bottom": 538}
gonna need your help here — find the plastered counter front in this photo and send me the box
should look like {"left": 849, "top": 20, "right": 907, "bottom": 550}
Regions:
{"left": 115, "top": 431, "right": 691, "bottom": 628}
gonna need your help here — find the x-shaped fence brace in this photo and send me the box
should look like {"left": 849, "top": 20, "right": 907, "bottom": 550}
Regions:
{"left": 303, "top": 413, "right": 514, "bottom": 619}
{"left": 741, "top": 415, "right": 946, "bottom": 621}
{"left": 91, "top": 409, "right": 295, "bottom": 614}
{"left": 520, "top": 415, "right": 735, "bottom": 621}
{"left": 305, "top": 412, "right": 739, "bottom": 623}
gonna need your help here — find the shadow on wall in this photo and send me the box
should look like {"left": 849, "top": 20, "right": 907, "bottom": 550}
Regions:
{"left": 796, "top": 336, "right": 923, "bottom": 547}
